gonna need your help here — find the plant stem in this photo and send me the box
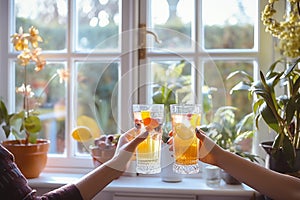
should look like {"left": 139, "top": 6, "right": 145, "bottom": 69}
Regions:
{"left": 295, "top": 110, "right": 300, "bottom": 149}
{"left": 24, "top": 65, "right": 29, "bottom": 145}
{"left": 35, "top": 73, "right": 58, "bottom": 108}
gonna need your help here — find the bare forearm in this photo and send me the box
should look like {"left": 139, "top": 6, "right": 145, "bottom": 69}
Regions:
{"left": 75, "top": 158, "right": 123, "bottom": 200}
{"left": 216, "top": 150, "right": 300, "bottom": 200}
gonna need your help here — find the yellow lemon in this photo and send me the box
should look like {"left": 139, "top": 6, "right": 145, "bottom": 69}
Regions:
{"left": 174, "top": 123, "right": 194, "bottom": 140}
{"left": 72, "top": 126, "right": 93, "bottom": 142}
{"left": 190, "top": 114, "right": 201, "bottom": 128}
{"left": 141, "top": 110, "right": 150, "bottom": 120}
{"left": 77, "top": 115, "right": 101, "bottom": 139}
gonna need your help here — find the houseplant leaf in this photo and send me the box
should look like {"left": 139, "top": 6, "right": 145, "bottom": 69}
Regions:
{"left": 285, "top": 98, "right": 296, "bottom": 125}
{"left": 24, "top": 115, "right": 42, "bottom": 133}
{"left": 259, "top": 102, "right": 279, "bottom": 132}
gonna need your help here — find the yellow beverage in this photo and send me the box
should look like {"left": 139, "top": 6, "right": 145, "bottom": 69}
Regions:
{"left": 173, "top": 114, "right": 201, "bottom": 165}
{"left": 173, "top": 126, "right": 199, "bottom": 165}
{"left": 134, "top": 111, "right": 161, "bottom": 161}
{"left": 132, "top": 104, "right": 164, "bottom": 174}
{"left": 170, "top": 104, "right": 202, "bottom": 175}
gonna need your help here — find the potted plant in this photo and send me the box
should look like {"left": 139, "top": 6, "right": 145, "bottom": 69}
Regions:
{"left": 0, "top": 26, "right": 69, "bottom": 178}
{"left": 152, "top": 60, "right": 190, "bottom": 143}
{"left": 225, "top": 0, "right": 300, "bottom": 177}
{"left": 152, "top": 83, "right": 183, "bottom": 182}
{"left": 152, "top": 61, "right": 190, "bottom": 181}
{"left": 201, "top": 106, "right": 259, "bottom": 184}
{"left": 228, "top": 58, "right": 300, "bottom": 174}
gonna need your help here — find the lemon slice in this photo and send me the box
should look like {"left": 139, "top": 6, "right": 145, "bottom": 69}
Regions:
{"left": 141, "top": 110, "right": 150, "bottom": 120}
{"left": 77, "top": 115, "right": 101, "bottom": 139}
{"left": 72, "top": 126, "right": 93, "bottom": 142}
{"left": 190, "top": 114, "right": 201, "bottom": 128}
{"left": 174, "top": 123, "right": 194, "bottom": 140}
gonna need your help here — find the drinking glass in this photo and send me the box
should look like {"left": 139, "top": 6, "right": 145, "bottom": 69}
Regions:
{"left": 132, "top": 104, "right": 164, "bottom": 174}
{"left": 170, "top": 104, "right": 201, "bottom": 174}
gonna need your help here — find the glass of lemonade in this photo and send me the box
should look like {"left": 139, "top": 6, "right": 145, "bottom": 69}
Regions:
{"left": 132, "top": 104, "right": 164, "bottom": 174}
{"left": 170, "top": 104, "right": 201, "bottom": 174}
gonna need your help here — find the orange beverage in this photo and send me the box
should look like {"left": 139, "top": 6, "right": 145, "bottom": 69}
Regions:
{"left": 132, "top": 104, "right": 164, "bottom": 174}
{"left": 171, "top": 104, "right": 201, "bottom": 174}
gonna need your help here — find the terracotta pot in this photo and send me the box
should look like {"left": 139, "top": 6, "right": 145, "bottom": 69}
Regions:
{"left": 2, "top": 139, "right": 50, "bottom": 179}
{"left": 260, "top": 141, "right": 300, "bottom": 174}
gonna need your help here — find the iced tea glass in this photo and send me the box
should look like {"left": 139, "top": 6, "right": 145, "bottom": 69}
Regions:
{"left": 132, "top": 104, "right": 164, "bottom": 174}
{"left": 170, "top": 104, "right": 201, "bottom": 174}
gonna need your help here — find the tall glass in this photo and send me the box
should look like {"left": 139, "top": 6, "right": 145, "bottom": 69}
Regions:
{"left": 170, "top": 104, "right": 201, "bottom": 174}
{"left": 132, "top": 104, "right": 164, "bottom": 174}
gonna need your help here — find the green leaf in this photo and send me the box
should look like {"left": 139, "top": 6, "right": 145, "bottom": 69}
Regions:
{"left": 292, "top": 77, "right": 300, "bottom": 96}
{"left": 28, "top": 133, "right": 38, "bottom": 143}
{"left": 285, "top": 98, "right": 296, "bottom": 125}
{"left": 0, "top": 100, "right": 8, "bottom": 124}
{"left": 152, "top": 91, "right": 163, "bottom": 104}
{"left": 24, "top": 115, "right": 42, "bottom": 133}
{"left": 260, "top": 103, "right": 279, "bottom": 132}
{"left": 253, "top": 99, "right": 264, "bottom": 114}
{"left": 10, "top": 111, "right": 25, "bottom": 136}
{"left": 165, "top": 89, "right": 176, "bottom": 104}
{"left": 229, "top": 81, "right": 251, "bottom": 94}
{"left": 268, "top": 58, "right": 284, "bottom": 74}
{"left": 2, "top": 125, "right": 11, "bottom": 138}
{"left": 284, "top": 57, "right": 300, "bottom": 76}
{"left": 226, "top": 70, "right": 254, "bottom": 82}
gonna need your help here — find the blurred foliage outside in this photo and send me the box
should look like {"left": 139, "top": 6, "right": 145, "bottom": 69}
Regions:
{"left": 13, "top": 0, "right": 255, "bottom": 154}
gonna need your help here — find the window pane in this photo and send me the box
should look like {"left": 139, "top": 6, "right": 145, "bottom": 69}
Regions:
{"left": 203, "top": 60, "right": 253, "bottom": 122}
{"left": 15, "top": 62, "right": 67, "bottom": 154}
{"left": 76, "top": 62, "right": 119, "bottom": 154}
{"left": 203, "top": 0, "right": 256, "bottom": 49}
{"left": 76, "top": 0, "right": 120, "bottom": 51}
{"left": 151, "top": 60, "right": 193, "bottom": 103}
{"left": 15, "top": 0, "right": 67, "bottom": 51}
{"left": 150, "top": 0, "right": 194, "bottom": 51}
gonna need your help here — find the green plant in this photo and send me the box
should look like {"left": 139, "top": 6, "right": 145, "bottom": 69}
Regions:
{"left": 152, "top": 84, "right": 176, "bottom": 143}
{"left": 228, "top": 57, "right": 300, "bottom": 167}
{"left": 0, "top": 26, "right": 68, "bottom": 144}
{"left": 201, "top": 106, "right": 259, "bottom": 163}
{"left": 152, "top": 60, "right": 190, "bottom": 143}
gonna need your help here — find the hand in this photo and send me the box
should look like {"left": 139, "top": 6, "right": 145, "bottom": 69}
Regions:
{"left": 116, "top": 127, "right": 148, "bottom": 153}
{"left": 195, "top": 128, "right": 221, "bottom": 166}
{"left": 108, "top": 128, "right": 148, "bottom": 172}
{"left": 167, "top": 128, "right": 222, "bottom": 167}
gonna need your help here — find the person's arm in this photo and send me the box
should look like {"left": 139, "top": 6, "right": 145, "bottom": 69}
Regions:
{"left": 75, "top": 128, "right": 147, "bottom": 200}
{"left": 196, "top": 128, "right": 300, "bottom": 200}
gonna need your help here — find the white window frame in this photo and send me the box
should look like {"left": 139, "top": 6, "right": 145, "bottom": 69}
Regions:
{"left": 0, "top": 0, "right": 279, "bottom": 172}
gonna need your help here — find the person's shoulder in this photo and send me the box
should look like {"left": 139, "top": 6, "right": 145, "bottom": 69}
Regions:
{"left": 0, "top": 144, "right": 14, "bottom": 162}
{"left": 42, "top": 184, "right": 84, "bottom": 200}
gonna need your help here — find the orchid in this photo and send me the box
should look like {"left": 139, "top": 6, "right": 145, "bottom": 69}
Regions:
{"left": 0, "top": 26, "right": 69, "bottom": 144}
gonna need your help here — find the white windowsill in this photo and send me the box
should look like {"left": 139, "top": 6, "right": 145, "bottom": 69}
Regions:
{"left": 28, "top": 172, "right": 259, "bottom": 197}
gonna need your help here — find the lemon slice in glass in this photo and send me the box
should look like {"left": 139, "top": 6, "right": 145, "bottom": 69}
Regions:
{"left": 72, "top": 126, "right": 93, "bottom": 142}
{"left": 141, "top": 110, "right": 150, "bottom": 120}
{"left": 174, "top": 123, "right": 194, "bottom": 140}
{"left": 190, "top": 114, "right": 201, "bottom": 128}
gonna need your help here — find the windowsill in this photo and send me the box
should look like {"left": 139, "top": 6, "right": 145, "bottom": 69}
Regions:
{"left": 28, "top": 172, "right": 259, "bottom": 196}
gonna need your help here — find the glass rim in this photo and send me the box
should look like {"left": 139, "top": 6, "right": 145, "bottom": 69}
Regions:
{"left": 169, "top": 104, "right": 202, "bottom": 107}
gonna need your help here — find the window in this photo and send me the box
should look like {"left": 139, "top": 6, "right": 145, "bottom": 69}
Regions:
{"left": 0, "top": 0, "right": 273, "bottom": 171}
{"left": 142, "top": 0, "right": 258, "bottom": 129}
